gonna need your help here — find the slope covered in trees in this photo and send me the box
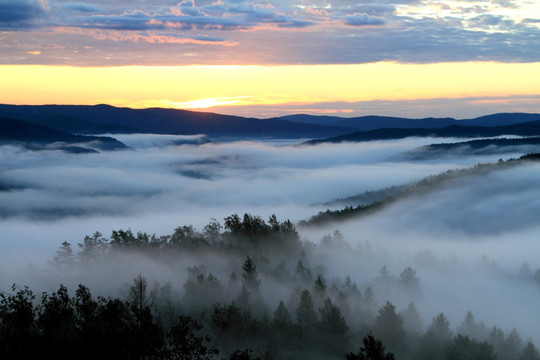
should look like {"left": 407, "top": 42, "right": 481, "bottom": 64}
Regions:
{"left": 2, "top": 209, "right": 539, "bottom": 359}
{"left": 303, "top": 121, "right": 540, "bottom": 145}
{"left": 0, "top": 116, "right": 128, "bottom": 152}
{"left": 299, "top": 153, "right": 540, "bottom": 227}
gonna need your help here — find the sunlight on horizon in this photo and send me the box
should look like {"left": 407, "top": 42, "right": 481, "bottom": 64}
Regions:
{"left": 1, "top": 62, "right": 540, "bottom": 117}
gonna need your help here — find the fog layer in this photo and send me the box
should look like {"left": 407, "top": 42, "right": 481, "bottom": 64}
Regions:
{"left": 1, "top": 134, "right": 539, "bottom": 347}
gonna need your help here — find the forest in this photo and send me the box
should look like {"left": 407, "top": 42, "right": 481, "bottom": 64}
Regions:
{"left": 2, "top": 209, "right": 540, "bottom": 360}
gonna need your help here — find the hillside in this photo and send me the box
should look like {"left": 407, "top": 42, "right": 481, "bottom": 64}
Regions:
{"left": 408, "top": 136, "right": 540, "bottom": 158}
{"left": 299, "top": 153, "right": 540, "bottom": 227}
{"left": 281, "top": 113, "right": 540, "bottom": 130}
{"left": 0, "top": 104, "right": 355, "bottom": 139}
{"left": 302, "top": 121, "right": 540, "bottom": 145}
{"left": 0, "top": 117, "right": 127, "bottom": 152}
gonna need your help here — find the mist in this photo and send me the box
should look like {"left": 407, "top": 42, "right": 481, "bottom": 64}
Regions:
{"left": 1, "top": 134, "right": 540, "bottom": 356}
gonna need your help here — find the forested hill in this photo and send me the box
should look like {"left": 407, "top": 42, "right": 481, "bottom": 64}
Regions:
{"left": 302, "top": 120, "right": 540, "bottom": 145}
{"left": 0, "top": 104, "right": 354, "bottom": 139}
{"left": 280, "top": 112, "right": 540, "bottom": 129}
{"left": 1, "top": 104, "right": 539, "bottom": 139}
{"left": 299, "top": 153, "right": 540, "bottom": 227}
{"left": 0, "top": 116, "right": 127, "bottom": 153}
{"left": 408, "top": 136, "right": 540, "bottom": 158}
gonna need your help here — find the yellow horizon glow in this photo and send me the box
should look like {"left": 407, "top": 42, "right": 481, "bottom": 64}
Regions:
{"left": 1, "top": 62, "right": 540, "bottom": 112}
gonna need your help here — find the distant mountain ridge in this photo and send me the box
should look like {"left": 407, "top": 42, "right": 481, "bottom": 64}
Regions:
{"left": 303, "top": 120, "right": 540, "bottom": 145}
{"left": 0, "top": 104, "right": 355, "bottom": 139}
{"left": 280, "top": 112, "right": 540, "bottom": 130}
{"left": 0, "top": 104, "right": 538, "bottom": 139}
{"left": 0, "top": 116, "right": 127, "bottom": 153}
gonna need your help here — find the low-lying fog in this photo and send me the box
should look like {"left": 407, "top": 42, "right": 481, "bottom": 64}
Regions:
{"left": 1, "top": 134, "right": 539, "bottom": 344}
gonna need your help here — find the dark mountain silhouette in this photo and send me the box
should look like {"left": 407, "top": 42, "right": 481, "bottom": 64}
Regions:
{"left": 2, "top": 104, "right": 537, "bottom": 139}
{"left": 281, "top": 113, "right": 540, "bottom": 130}
{"left": 302, "top": 121, "right": 540, "bottom": 145}
{"left": 409, "top": 136, "right": 540, "bottom": 159}
{"left": 0, "top": 104, "right": 355, "bottom": 138}
{"left": 281, "top": 114, "right": 458, "bottom": 129}
{"left": 300, "top": 153, "right": 540, "bottom": 227}
{"left": 0, "top": 117, "right": 127, "bottom": 152}
{"left": 463, "top": 113, "right": 540, "bottom": 127}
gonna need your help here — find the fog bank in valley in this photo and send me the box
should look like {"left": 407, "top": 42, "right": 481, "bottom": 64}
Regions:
{"left": 1, "top": 134, "right": 540, "bottom": 352}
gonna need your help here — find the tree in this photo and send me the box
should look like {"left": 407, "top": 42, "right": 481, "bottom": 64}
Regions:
{"left": 445, "top": 334, "right": 496, "bottom": 360}
{"left": 296, "top": 289, "right": 317, "bottom": 330}
{"left": 318, "top": 297, "right": 348, "bottom": 336}
{"left": 501, "top": 328, "right": 524, "bottom": 360}
{"left": 128, "top": 274, "right": 163, "bottom": 359}
{"left": 295, "top": 258, "right": 313, "bottom": 284}
{"left": 373, "top": 301, "right": 406, "bottom": 355}
{"left": 0, "top": 284, "right": 38, "bottom": 359}
{"left": 376, "top": 265, "right": 394, "bottom": 285}
{"left": 271, "top": 301, "right": 296, "bottom": 349}
{"left": 272, "top": 301, "right": 292, "bottom": 329}
{"left": 429, "top": 313, "right": 453, "bottom": 341}
{"left": 400, "top": 301, "right": 423, "bottom": 336}
{"left": 210, "top": 303, "right": 258, "bottom": 341}
{"left": 229, "top": 349, "right": 260, "bottom": 360}
{"left": 519, "top": 341, "right": 540, "bottom": 360}
{"left": 342, "top": 276, "right": 361, "bottom": 299}
{"left": 37, "top": 284, "right": 77, "bottom": 357}
{"left": 399, "top": 267, "right": 420, "bottom": 296}
{"left": 314, "top": 274, "right": 327, "bottom": 296}
{"left": 183, "top": 266, "right": 224, "bottom": 312}
{"left": 167, "top": 315, "right": 219, "bottom": 360}
{"left": 129, "top": 274, "right": 154, "bottom": 315}
{"left": 78, "top": 231, "right": 108, "bottom": 263}
{"left": 203, "top": 218, "right": 222, "bottom": 243}
{"left": 74, "top": 284, "right": 100, "bottom": 339}
{"left": 170, "top": 225, "right": 206, "bottom": 249}
{"left": 458, "top": 311, "right": 487, "bottom": 341}
{"left": 52, "top": 241, "right": 76, "bottom": 268}
{"left": 346, "top": 333, "right": 395, "bottom": 360}
{"left": 242, "top": 256, "right": 260, "bottom": 292}
{"left": 417, "top": 313, "right": 453, "bottom": 360}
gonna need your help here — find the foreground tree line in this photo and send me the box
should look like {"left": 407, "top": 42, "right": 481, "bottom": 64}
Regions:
{"left": 2, "top": 214, "right": 540, "bottom": 359}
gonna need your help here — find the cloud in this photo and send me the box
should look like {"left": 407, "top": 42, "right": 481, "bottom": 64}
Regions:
{"left": 60, "top": 2, "right": 103, "bottom": 13}
{"left": 344, "top": 14, "right": 386, "bottom": 27}
{"left": 0, "top": 0, "right": 47, "bottom": 30}
{"left": 1, "top": 0, "right": 539, "bottom": 64}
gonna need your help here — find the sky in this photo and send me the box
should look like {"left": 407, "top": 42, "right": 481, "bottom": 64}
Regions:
{"left": 0, "top": 0, "right": 540, "bottom": 117}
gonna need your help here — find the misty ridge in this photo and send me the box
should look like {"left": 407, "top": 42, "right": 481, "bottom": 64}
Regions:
{"left": 2, "top": 108, "right": 540, "bottom": 359}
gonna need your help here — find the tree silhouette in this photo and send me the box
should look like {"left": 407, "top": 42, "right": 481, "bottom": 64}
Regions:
{"left": 519, "top": 341, "right": 540, "bottom": 360}
{"left": 242, "top": 256, "right": 260, "bottom": 292}
{"left": 373, "top": 301, "right": 407, "bottom": 355}
{"left": 445, "top": 334, "right": 496, "bottom": 360}
{"left": 0, "top": 284, "right": 38, "bottom": 359}
{"left": 296, "top": 289, "right": 317, "bottom": 330}
{"left": 167, "top": 315, "right": 219, "bottom": 360}
{"left": 229, "top": 348, "right": 261, "bottom": 360}
{"left": 52, "top": 241, "right": 76, "bottom": 268}
{"left": 78, "top": 231, "right": 108, "bottom": 263}
{"left": 346, "top": 333, "right": 395, "bottom": 360}
{"left": 418, "top": 313, "right": 453, "bottom": 360}
{"left": 318, "top": 297, "right": 348, "bottom": 336}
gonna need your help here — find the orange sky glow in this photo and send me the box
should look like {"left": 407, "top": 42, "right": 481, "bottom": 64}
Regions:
{"left": 2, "top": 62, "right": 540, "bottom": 118}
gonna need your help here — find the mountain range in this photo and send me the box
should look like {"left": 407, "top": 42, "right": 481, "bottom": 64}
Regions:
{"left": 0, "top": 104, "right": 353, "bottom": 139}
{"left": 0, "top": 117, "right": 127, "bottom": 153}
{"left": 280, "top": 113, "right": 540, "bottom": 129}
{"left": 303, "top": 121, "right": 540, "bottom": 145}
{"left": 0, "top": 104, "right": 538, "bottom": 140}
